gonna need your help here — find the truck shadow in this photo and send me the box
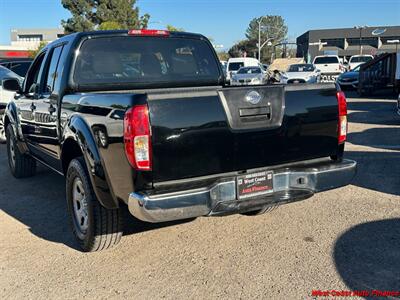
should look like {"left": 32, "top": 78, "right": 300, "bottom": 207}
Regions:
{"left": 0, "top": 146, "right": 193, "bottom": 251}
{"left": 347, "top": 98, "right": 398, "bottom": 126}
{"left": 345, "top": 151, "right": 400, "bottom": 196}
{"left": 347, "top": 128, "right": 400, "bottom": 151}
{"left": 333, "top": 218, "right": 400, "bottom": 298}
{"left": 344, "top": 90, "right": 397, "bottom": 100}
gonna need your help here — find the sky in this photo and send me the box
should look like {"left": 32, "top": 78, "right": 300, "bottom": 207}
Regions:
{"left": 0, "top": 0, "right": 399, "bottom": 50}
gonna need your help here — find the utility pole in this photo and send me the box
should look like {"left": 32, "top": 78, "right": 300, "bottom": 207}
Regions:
{"left": 355, "top": 26, "right": 367, "bottom": 55}
{"left": 257, "top": 17, "right": 285, "bottom": 63}
{"left": 258, "top": 16, "right": 268, "bottom": 62}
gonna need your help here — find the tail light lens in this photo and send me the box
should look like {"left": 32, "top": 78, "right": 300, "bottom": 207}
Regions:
{"left": 336, "top": 91, "right": 347, "bottom": 144}
{"left": 124, "top": 105, "right": 152, "bottom": 170}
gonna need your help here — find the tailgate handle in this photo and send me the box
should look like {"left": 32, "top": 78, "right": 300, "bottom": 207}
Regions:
{"left": 239, "top": 106, "right": 271, "bottom": 118}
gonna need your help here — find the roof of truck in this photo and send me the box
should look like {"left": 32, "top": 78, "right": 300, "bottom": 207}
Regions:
{"left": 49, "top": 29, "right": 207, "bottom": 47}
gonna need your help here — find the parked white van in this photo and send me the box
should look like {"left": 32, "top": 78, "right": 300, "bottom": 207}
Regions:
{"left": 226, "top": 57, "right": 260, "bottom": 83}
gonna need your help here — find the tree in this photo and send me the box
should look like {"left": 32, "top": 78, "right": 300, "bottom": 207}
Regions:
{"left": 28, "top": 41, "right": 48, "bottom": 58}
{"left": 244, "top": 15, "right": 288, "bottom": 63}
{"left": 98, "top": 21, "right": 122, "bottom": 30}
{"left": 61, "top": 0, "right": 150, "bottom": 33}
{"left": 228, "top": 39, "right": 257, "bottom": 58}
{"left": 217, "top": 51, "right": 229, "bottom": 61}
{"left": 166, "top": 24, "right": 184, "bottom": 32}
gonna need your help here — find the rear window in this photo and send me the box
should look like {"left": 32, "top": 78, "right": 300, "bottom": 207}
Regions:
{"left": 73, "top": 36, "right": 220, "bottom": 89}
{"left": 313, "top": 57, "right": 339, "bottom": 64}
{"left": 228, "top": 62, "right": 244, "bottom": 71}
{"left": 288, "top": 64, "right": 315, "bottom": 72}
{"left": 237, "top": 67, "right": 261, "bottom": 74}
{"left": 350, "top": 56, "right": 372, "bottom": 63}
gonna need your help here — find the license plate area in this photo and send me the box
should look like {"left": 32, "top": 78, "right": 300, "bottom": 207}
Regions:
{"left": 237, "top": 171, "right": 273, "bottom": 200}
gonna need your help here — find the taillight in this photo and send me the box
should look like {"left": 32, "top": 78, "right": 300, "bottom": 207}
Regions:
{"left": 336, "top": 91, "right": 347, "bottom": 144}
{"left": 128, "top": 29, "right": 170, "bottom": 37}
{"left": 124, "top": 105, "right": 152, "bottom": 171}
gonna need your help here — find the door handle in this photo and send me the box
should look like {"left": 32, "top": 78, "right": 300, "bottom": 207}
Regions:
{"left": 48, "top": 104, "right": 56, "bottom": 114}
{"left": 30, "top": 102, "right": 36, "bottom": 111}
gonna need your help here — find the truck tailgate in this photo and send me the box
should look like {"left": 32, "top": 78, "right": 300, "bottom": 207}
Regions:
{"left": 148, "top": 84, "right": 339, "bottom": 183}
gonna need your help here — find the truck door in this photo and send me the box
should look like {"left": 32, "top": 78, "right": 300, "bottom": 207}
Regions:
{"left": 19, "top": 45, "right": 64, "bottom": 171}
{"left": 31, "top": 45, "right": 64, "bottom": 171}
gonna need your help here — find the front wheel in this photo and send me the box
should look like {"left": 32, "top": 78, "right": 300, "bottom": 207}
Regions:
{"left": 66, "top": 157, "right": 123, "bottom": 252}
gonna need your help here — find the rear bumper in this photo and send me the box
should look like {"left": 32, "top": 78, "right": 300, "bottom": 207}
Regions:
{"left": 128, "top": 159, "right": 357, "bottom": 223}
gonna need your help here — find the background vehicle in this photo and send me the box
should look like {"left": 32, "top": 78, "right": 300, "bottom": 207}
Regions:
{"left": 3, "top": 30, "right": 356, "bottom": 252}
{"left": 0, "top": 58, "right": 33, "bottom": 77}
{"left": 231, "top": 66, "right": 267, "bottom": 85}
{"left": 348, "top": 55, "right": 373, "bottom": 70}
{"left": 336, "top": 64, "right": 361, "bottom": 89}
{"left": 313, "top": 55, "right": 344, "bottom": 82}
{"left": 0, "top": 65, "right": 22, "bottom": 142}
{"left": 226, "top": 57, "right": 260, "bottom": 83}
{"left": 280, "top": 63, "right": 320, "bottom": 84}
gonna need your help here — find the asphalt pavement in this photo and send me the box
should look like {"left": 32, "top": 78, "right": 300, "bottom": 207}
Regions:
{"left": 1, "top": 91, "right": 399, "bottom": 299}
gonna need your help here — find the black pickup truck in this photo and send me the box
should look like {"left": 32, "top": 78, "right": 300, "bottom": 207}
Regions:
{"left": 2, "top": 30, "right": 356, "bottom": 252}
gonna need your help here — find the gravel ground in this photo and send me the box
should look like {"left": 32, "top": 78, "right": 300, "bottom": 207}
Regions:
{"left": 1, "top": 92, "right": 399, "bottom": 299}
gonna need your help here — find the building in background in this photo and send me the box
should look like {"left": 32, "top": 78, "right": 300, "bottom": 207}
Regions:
{"left": 0, "top": 28, "right": 64, "bottom": 59}
{"left": 296, "top": 26, "right": 400, "bottom": 62}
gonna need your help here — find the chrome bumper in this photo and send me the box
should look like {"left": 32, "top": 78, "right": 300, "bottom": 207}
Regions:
{"left": 128, "top": 159, "right": 357, "bottom": 223}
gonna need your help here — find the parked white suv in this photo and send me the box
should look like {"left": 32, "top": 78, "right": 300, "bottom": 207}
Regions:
{"left": 348, "top": 55, "right": 373, "bottom": 70}
{"left": 226, "top": 57, "right": 260, "bottom": 83}
{"left": 313, "top": 55, "right": 344, "bottom": 82}
{"left": 0, "top": 65, "right": 22, "bottom": 142}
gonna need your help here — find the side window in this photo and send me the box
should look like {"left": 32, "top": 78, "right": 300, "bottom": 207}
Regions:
{"left": 44, "top": 46, "right": 63, "bottom": 94}
{"left": 24, "top": 53, "right": 46, "bottom": 96}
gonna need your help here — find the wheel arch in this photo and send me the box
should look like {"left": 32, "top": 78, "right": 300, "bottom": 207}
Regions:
{"left": 62, "top": 115, "right": 119, "bottom": 209}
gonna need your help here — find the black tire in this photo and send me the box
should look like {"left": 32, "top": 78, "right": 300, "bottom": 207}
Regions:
{"left": 0, "top": 115, "right": 6, "bottom": 144}
{"left": 66, "top": 157, "right": 123, "bottom": 252}
{"left": 241, "top": 205, "right": 278, "bottom": 216}
{"left": 6, "top": 124, "right": 36, "bottom": 178}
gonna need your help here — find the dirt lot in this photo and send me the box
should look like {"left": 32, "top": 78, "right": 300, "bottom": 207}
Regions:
{"left": 1, "top": 92, "right": 399, "bottom": 299}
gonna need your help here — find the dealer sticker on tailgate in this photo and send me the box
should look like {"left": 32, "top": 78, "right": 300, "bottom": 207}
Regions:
{"left": 237, "top": 171, "right": 273, "bottom": 199}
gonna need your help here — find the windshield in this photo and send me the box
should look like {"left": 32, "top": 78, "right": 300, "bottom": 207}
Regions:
{"left": 313, "top": 57, "right": 339, "bottom": 64}
{"left": 228, "top": 62, "right": 245, "bottom": 71}
{"left": 352, "top": 65, "right": 361, "bottom": 72}
{"left": 350, "top": 56, "right": 372, "bottom": 63}
{"left": 288, "top": 64, "right": 315, "bottom": 72}
{"left": 0, "top": 66, "right": 22, "bottom": 86}
{"left": 237, "top": 67, "right": 261, "bottom": 74}
{"left": 74, "top": 36, "right": 220, "bottom": 89}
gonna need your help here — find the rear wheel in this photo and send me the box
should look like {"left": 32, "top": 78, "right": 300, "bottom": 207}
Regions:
{"left": 66, "top": 157, "right": 123, "bottom": 252}
{"left": 6, "top": 124, "right": 36, "bottom": 178}
{"left": 241, "top": 205, "right": 278, "bottom": 216}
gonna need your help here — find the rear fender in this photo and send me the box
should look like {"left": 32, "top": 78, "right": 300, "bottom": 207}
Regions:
{"left": 64, "top": 115, "right": 119, "bottom": 209}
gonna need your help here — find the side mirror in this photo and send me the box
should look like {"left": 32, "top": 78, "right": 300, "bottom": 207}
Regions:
{"left": 2, "top": 78, "right": 21, "bottom": 93}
